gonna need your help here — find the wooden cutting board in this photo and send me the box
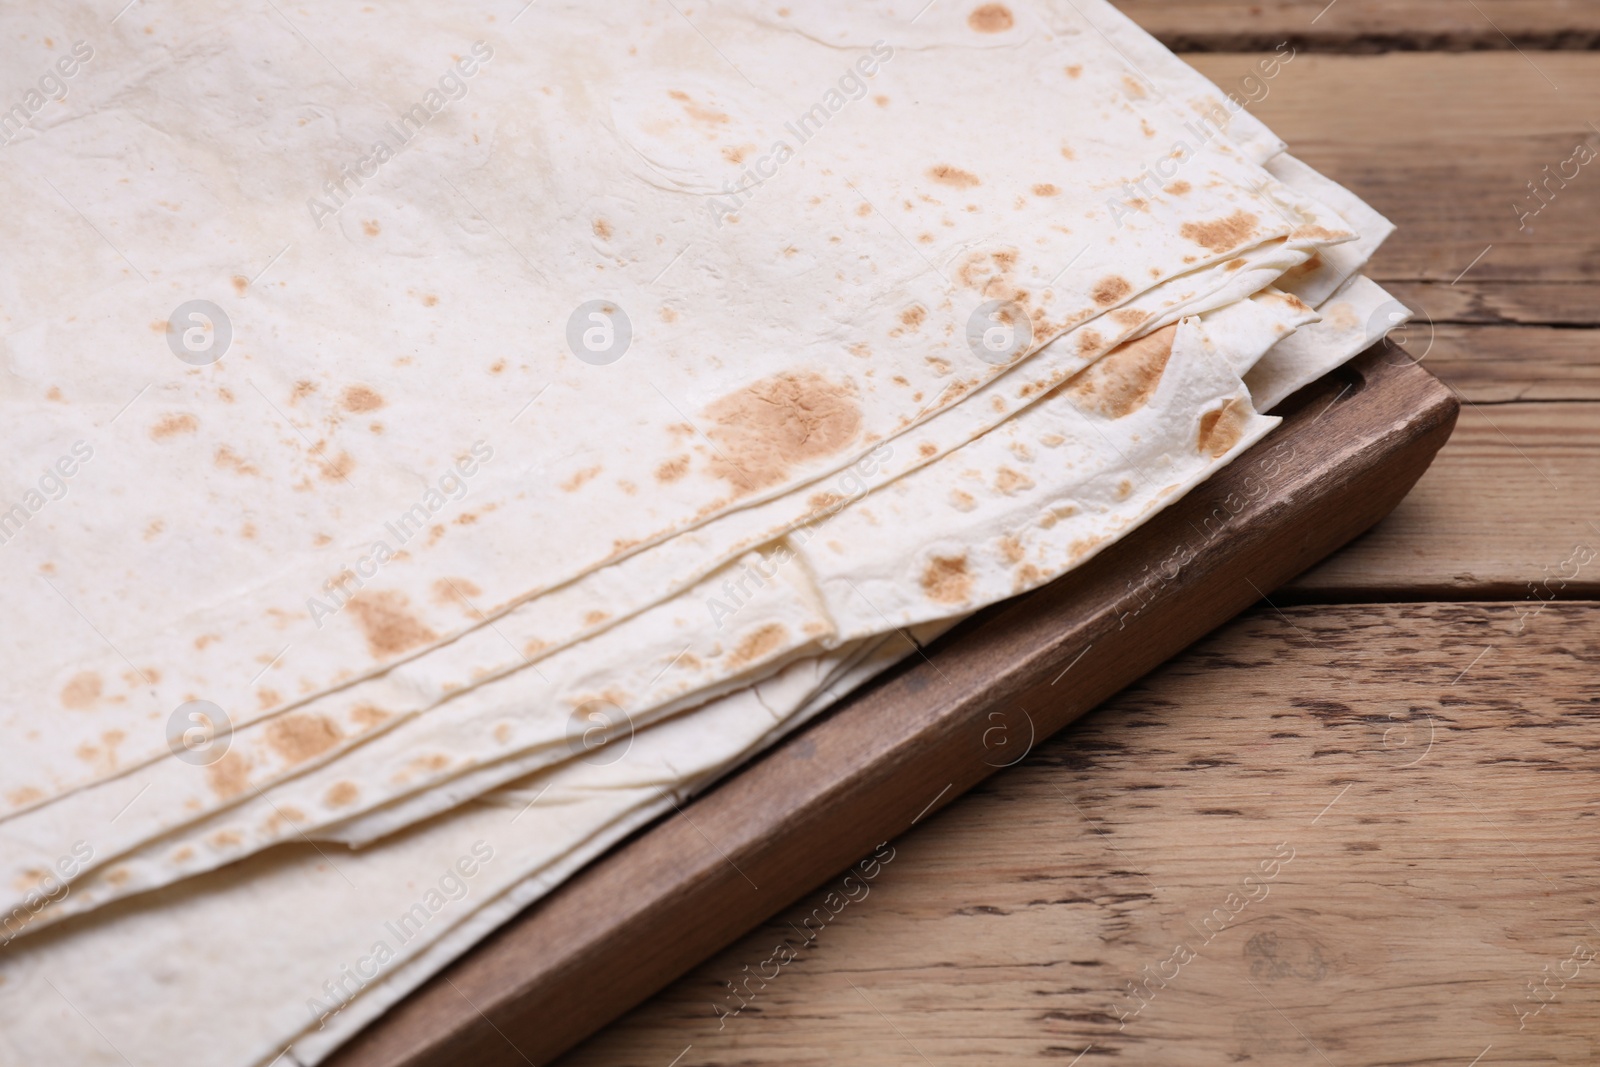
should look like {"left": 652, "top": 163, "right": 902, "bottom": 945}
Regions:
{"left": 326, "top": 347, "right": 1458, "bottom": 1067}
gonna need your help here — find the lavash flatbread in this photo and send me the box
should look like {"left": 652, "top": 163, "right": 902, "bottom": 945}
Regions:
{"left": 12, "top": 275, "right": 1311, "bottom": 932}
{"left": 3, "top": 150, "right": 1376, "bottom": 927}
{"left": 1, "top": 0, "right": 1359, "bottom": 836}
{"left": 0, "top": 284, "right": 1394, "bottom": 1065}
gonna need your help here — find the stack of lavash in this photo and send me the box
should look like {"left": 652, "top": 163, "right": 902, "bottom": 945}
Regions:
{"left": 0, "top": 1, "right": 1407, "bottom": 1062}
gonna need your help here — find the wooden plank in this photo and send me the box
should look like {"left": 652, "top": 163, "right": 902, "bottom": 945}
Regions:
{"left": 559, "top": 601, "right": 1600, "bottom": 1066}
{"left": 324, "top": 353, "right": 1457, "bottom": 1067}
{"left": 1412, "top": 326, "right": 1600, "bottom": 402}
{"left": 1287, "top": 402, "right": 1600, "bottom": 600}
{"left": 1119, "top": 0, "right": 1600, "bottom": 52}
{"left": 1184, "top": 53, "right": 1600, "bottom": 283}
{"left": 1165, "top": 51, "right": 1600, "bottom": 596}
{"left": 1385, "top": 280, "right": 1600, "bottom": 327}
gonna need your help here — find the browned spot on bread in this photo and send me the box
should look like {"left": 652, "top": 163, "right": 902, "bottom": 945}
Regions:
{"left": 362, "top": 220, "right": 380, "bottom": 236}
{"left": 703, "top": 371, "right": 862, "bottom": 493}
{"left": 922, "top": 554, "right": 973, "bottom": 604}
{"left": 431, "top": 577, "right": 482, "bottom": 607}
{"left": 292, "top": 381, "right": 318, "bottom": 403}
{"left": 728, "top": 623, "right": 788, "bottom": 669}
{"left": 1224, "top": 257, "right": 1247, "bottom": 272}
{"left": 319, "top": 451, "right": 355, "bottom": 481}
{"left": 1059, "top": 323, "right": 1178, "bottom": 418}
{"left": 1032, "top": 183, "right": 1059, "bottom": 197}
{"left": 493, "top": 723, "right": 514, "bottom": 744}
{"left": 1198, "top": 397, "right": 1252, "bottom": 458}
{"left": 561, "top": 465, "right": 602, "bottom": 492}
{"left": 999, "top": 536, "right": 1025, "bottom": 564}
{"left": 1180, "top": 209, "right": 1260, "bottom": 254}
{"left": 6, "top": 786, "right": 44, "bottom": 807}
{"left": 324, "top": 781, "right": 359, "bottom": 809}
{"left": 172, "top": 846, "right": 195, "bottom": 862}
{"left": 583, "top": 610, "right": 610, "bottom": 626}
{"left": 1262, "top": 290, "right": 1314, "bottom": 316}
{"left": 670, "top": 89, "right": 730, "bottom": 126}
{"left": 919, "top": 442, "right": 937, "bottom": 459}
{"left": 265, "top": 713, "right": 342, "bottom": 765}
{"left": 967, "top": 3, "right": 1013, "bottom": 32}
{"left": 950, "top": 489, "right": 977, "bottom": 512}
{"left": 1116, "top": 479, "right": 1134, "bottom": 500}
{"left": 256, "top": 688, "right": 281, "bottom": 710}
{"left": 214, "top": 445, "right": 260, "bottom": 476}
{"left": 347, "top": 590, "right": 439, "bottom": 659}
{"left": 655, "top": 455, "right": 690, "bottom": 483}
{"left": 231, "top": 275, "right": 248, "bottom": 295}
{"left": 410, "top": 753, "right": 451, "bottom": 773}
{"left": 341, "top": 385, "right": 384, "bottom": 412}
{"left": 928, "top": 164, "right": 980, "bottom": 189}
{"left": 209, "top": 829, "right": 244, "bottom": 848}
{"left": 1111, "top": 308, "right": 1149, "bottom": 329}
{"left": 1069, "top": 535, "right": 1106, "bottom": 563}
{"left": 957, "top": 248, "right": 1022, "bottom": 298}
{"left": 423, "top": 294, "right": 439, "bottom": 307}
{"left": 1122, "top": 74, "right": 1147, "bottom": 99}
{"left": 1014, "top": 563, "right": 1043, "bottom": 593}
{"left": 151, "top": 413, "right": 198, "bottom": 440}
{"left": 1092, "top": 275, "right": 1132, "bottom": 306}
{"left": 722, "top": 145, "right": 754, "bottom": 165}
{"left": 1293, "top": 223, "right": 1345, "bottom": 241}
{"left": 1076, "top": 328, "right": 1105, "bottom": 356}
{"left": 1166, "top": 180, "right": 1191, "bottom": 195}
{"left": 61, "top": 671, "right": 103, "bottom": 710}
{"left": 206, "top": 750, "right": 253, "bottom": 801}
{"left": 660, "top": 306, "right": 678, "bottom": 323}
{"left": 592, "top": 217, "right": 612, "bottom": 239}
{"left": 900, "top": 305, "right": 926, "bottom": 329}
{"left": 874, "top": 94, "right": 889, "bottom": 107}
{"left": 1065, "top": 65, "right": 1082, "bottom": 79}
{"left": 809, "top": 491, "right": 845, "bottom": 513}
{"left": 351, "top": 704, "right": 391, "bottom": 729}
{"left": 995, "top": 467, "right": 1035, "bottom": 495}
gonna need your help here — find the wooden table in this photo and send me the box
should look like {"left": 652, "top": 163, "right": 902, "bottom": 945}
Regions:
{"left": 556, "top": 5, "right": 1600, "bottom": 1064}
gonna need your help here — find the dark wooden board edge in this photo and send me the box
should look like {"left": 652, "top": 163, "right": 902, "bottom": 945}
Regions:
{"left": 327, "top": 348, "right": 1458, "bottom": 1067}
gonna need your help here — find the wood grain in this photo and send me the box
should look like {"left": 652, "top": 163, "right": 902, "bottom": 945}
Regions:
{"left": 1287, "top": 402, "right": 1600, "bottom": 601}
{"left": 1179, "top": 50, "right": 1600, "bottom": 599}
{"left": 561, "top": 601, "right": 1600, "bottom": 1066}
{"left": 1184, "top": 53, "right": 1600, "bottom": 284}
{"left": 1119, "top": 0, "right": 1600, "bottom": 52}
{"left": 325, "top": 353, "right": 1457, "bottom": 1067}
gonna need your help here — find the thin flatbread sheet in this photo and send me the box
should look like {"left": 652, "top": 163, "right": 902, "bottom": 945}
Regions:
{"left": 0, "top": 289, "right": 1382, "bottom": 1065}
{"left": 1, "top": 0, "right": 1351, "bottom": 830}
{"left": 14, "top": 281, "right": 1306, "bottom": 932}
